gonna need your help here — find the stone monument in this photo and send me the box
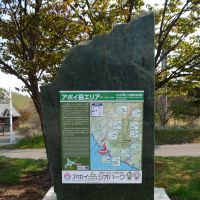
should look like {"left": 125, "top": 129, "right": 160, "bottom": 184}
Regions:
{"left": 41, "top": 12, "right": 154, "bottom": 200}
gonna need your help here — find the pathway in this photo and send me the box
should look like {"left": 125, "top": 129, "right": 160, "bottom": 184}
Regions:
{"left": 155, "top": 144, "right": 200, "bottom": 157}
{"left": 0, "top": 144, "right": 200, "bottom": 160}
{"left": 0, "top": 148, "right": 47, "bottom": 159}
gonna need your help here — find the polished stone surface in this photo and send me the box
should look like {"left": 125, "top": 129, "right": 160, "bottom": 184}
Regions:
{"left": 41, "top": 12, "right": 154, "bottom": 200}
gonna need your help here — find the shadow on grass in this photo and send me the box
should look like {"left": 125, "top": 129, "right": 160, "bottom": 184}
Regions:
{"left": 0, "top": 156, "right": 47, "bottom": 185}
{"left": 168, "top": 178, "right": 200, "bottom": 200}
{"left": 155, "top": 157, "right": 200, "bottom": 200}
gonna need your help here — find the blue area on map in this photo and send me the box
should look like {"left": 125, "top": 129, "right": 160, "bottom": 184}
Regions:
{"left": 90, "top": 134, "right": 137, "bottom": 170}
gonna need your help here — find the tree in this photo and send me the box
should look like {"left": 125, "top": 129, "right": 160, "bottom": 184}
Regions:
{"left": 153, "top": 0, "right": 200, "bottom": 90}
{"left": 0, "top": 0, "right": 144, "bottom": 126}
{"left": 152, "top": 0, "right": 199, "bottom": 127}
{"left": 0, "top": 0, "right": 199, "bottom": 130}
{"left": 170, "top": 88, "right": 200, "bottom": 127}
{"left": 155, "top": 95, "right": 174, "bottom": 127}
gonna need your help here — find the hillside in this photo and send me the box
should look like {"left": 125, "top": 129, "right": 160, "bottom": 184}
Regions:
{"left": 0, "top": 88, "right": 31, "bottom": 110}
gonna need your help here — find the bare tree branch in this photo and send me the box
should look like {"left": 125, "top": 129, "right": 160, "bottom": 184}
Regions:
{"left": 155, "top": 32, "right": 188, "bottom": 68}
{"left": 155, "top": 0, "right": 190, "bottom": 64}
{"left": 126, "top": 0, "right": 135, "bottom": 23}
{"left": 156, "top": 58, "right": 200, "bottom": 90}
{"left": 157, "top": 0, "right": 169, "bottom": 44}
{"left": 92, "top": 0, "right": 98, "bottom": 7}
{"left": 86, "top": 0, "right": 91, "bottom": 9}
{"left": 7, "top": 3, "right": 29, "bottom": 60}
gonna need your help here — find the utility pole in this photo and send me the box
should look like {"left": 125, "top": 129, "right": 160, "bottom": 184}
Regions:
{"left": 161, "top": 50, "right": 168, "bottom": 126}
{"left": 9, "top": 88, "right": 15, "bottom": 144}
{"left": 2, "top": 88, "right": 15, "bottom": 144}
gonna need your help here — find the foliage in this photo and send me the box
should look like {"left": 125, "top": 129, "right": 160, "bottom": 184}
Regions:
{"left": 17, "top": 124, "right": 41, "bottom": 137}
{"left": 12, "top": 91, "right": 31, "bottom": 110}
{"left": 0, "top": 0, "right": 144, "bottom": 126}
{"left": 155, "top": 83, "right": 200, "bottom": 127}
{"left": 18, "top": 108, "right": 32, "bottom": 123}
{"left": 155, "top": 128, "right": 200, "bottom": 145}
{"left": 0, "top": 0, "right": 199, "bottom": 134}
{"left": 155, "top": 95, "right": 200, "bottom": 127}
{"left": 155, "top": 94, "right": 174, "bottom": 127}
{"left": 153, "top": 0, "right": 200, "bottom": 126}
{"left": 171, "top": 96, "right": 200, "bottom": 127}
{"left": 179, "top": 88, "right": 200, "bottom": 116}
{"left": 156, "top": 87, "right": 200, "bottom": 127}
{"left": 0, "top": 156, "right": 47, "bottom": 185}
{"left": 27, "top": 106, "right": 41, "bottom": 129}
{"left": 18, "top": 101, "right": 41, "bottom": 130}
{"left": 155, "top": 157, "right": 200, "bottom": 200}
{"left": 153, "top": 0, "right": 200, "bottom": 90}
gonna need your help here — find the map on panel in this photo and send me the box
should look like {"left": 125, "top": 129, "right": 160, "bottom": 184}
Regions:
{"left": 90, "top": 102, "right": 143, "bottom": 171}
{"left": 60, "top": 91, "right": 144, "bottom": 184}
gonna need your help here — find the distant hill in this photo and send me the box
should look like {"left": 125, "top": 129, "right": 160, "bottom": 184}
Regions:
{"left": 0, "top": 88, "right": 32, "bottom": 110}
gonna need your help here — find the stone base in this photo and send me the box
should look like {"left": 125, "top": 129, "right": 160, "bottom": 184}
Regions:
{"left": 43, "top": 187, "right": 170, "bottom": 200}
{"left": 154, "top": 188, "right": 171, "bottom": 200}
{"left": 43, "top": 187, "right": 56, "bottom": 200}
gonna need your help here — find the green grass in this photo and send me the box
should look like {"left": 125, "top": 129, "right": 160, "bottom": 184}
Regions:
{"left": 155, "top": 128, "right": 200, "bottom": 145}
{"left": 0, "top": 156, "right": 199, "bottom": 200}
{"left": 0, "top": 156, "right": 47, "bottom": 185}
{"left": 1, "top": 135, "right": 45, "bottom": 149}
{"left": 155, "top": 157, "right": 200, "bottom": 200}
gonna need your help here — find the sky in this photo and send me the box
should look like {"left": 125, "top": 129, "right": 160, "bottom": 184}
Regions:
{"left": 0, "top": 0, "right": 165, "bottom": 95}
{"left": 0, "top": 71, "right": 25, "bottom": 94}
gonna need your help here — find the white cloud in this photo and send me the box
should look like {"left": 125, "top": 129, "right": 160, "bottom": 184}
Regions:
{"left": 145, "top": 0, "right": 165, "bottom": 6}
{"left": 0, "top": 71, "right": 26, "bottom": 94}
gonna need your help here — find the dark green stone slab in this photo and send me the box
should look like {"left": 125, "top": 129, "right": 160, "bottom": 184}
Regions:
{"left": 41, "top": 12, "right": 154, "bottom": 200}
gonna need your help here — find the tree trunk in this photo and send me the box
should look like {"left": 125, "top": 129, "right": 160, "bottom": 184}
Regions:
{"left": 30, "top": 86, "right": 48, "bottom": 151}
{"left": 29, "top": 84, "right": 53, "bottom": 183}
{"left": 28, "top": 74, "right": 49, "bottom": 162}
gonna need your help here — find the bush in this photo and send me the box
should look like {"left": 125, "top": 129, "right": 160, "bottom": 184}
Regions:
{"left": 17, "top": 125, "right": 41, "bottom": 138}
{"left": 155, "top": 128, "right": 200, "bottom": 145}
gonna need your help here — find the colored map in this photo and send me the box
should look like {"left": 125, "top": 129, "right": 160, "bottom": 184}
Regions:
{"left": 90, "top": 102, "right": 143, "bottom": 171}
{"left": 61, "top": 91, "right": 144, "bottom": 184}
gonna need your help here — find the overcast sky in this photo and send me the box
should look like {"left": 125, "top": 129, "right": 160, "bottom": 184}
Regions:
{"left": 0, "top": 0, "right": 166, "bottom": 94}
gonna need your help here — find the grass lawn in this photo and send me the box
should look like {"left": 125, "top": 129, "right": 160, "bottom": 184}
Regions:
{"left": 0, "top": 157, "right": 50, "bottom": 200}
{"left": 155, "top": 157, "right": 200, "bottom": 200}
{"left": 0, "top": 156, "right": 47, "bottom": 185}
{"left": 155, "top": 128, "right": 200, "bottom": 145}
{"left": 0, "top": 156, "right": 199, "bottom": 199}
{"left": 1, "top": 135, "right": 45, "bottom": 149}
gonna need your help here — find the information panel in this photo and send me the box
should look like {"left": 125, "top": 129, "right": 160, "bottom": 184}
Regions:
{"left": 61, "top": 91, "right": 144, "bottom": 184}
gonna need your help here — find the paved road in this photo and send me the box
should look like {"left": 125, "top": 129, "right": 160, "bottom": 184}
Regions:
{"left": 0, "top": 148, "right": 47, "bottom": 159}
{"left": 0, "top": 144, "right": 200, "bottom": 160}
{"left": 155, "top": 144, "right": 200, "bottom": 157}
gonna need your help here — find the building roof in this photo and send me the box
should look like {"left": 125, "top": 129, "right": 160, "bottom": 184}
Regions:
{"left": 0, "top": 104, "right": 21, "bottom": 118}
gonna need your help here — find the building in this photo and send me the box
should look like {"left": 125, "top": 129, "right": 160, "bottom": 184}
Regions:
{"left": 0, "top": 104, "right": 21, "bottom": 132}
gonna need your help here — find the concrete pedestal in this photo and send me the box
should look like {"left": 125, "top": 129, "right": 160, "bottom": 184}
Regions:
{"left": 43, "top": 187, "right": 170, "bottom": 200}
